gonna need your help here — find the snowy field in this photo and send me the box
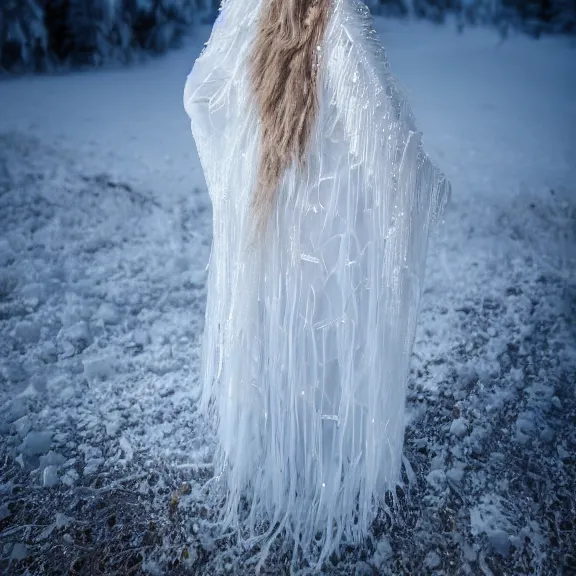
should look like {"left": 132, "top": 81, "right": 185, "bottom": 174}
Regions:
{"left": 1, "top": 16, "right": 575, "bottom": 575}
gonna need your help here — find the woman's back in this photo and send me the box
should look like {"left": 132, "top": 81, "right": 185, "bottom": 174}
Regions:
{"left": 184, "top": 0, "right": 450, "bottom": 570}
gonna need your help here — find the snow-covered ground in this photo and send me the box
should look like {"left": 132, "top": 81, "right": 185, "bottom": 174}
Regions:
{"left": 1, "top": 16, "right": 575, "bottom": 576}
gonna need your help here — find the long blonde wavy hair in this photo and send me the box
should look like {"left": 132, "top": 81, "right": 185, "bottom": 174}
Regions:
{"left": 248, "top": 0, "right": 332, "bottom": 239}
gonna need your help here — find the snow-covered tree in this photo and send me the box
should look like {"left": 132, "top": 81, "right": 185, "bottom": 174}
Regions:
{"left": 0, "top": 0, "right": 48, "bottom": 72}
{"left": 505, "top": 0, "right": 576, "bottom": 34}
{"left": 0, "top": 0, "right": 221, "bottom": 73}
{"left": 126, "top": 0, "right": 198, "bottom": 54}
{"left": 42, "top": 0, "right": 132, "bottom": 66}
{"left": 551, "top": 0, "right": 576, "bottom": 32}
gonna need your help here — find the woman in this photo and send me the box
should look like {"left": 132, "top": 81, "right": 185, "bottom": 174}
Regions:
{"left": 184, "top": 0, "right": 450, "bottom": 570}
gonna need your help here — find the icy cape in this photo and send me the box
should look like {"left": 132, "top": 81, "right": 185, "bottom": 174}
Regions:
{"left": 184, "top": 0, "right": 450, "bottom": 569}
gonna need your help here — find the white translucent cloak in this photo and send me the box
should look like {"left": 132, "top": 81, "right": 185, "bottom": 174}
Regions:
{"left": 184, "top": 0, "right": 450, "bottom": 568}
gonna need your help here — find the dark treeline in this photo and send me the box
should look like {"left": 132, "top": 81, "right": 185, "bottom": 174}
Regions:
{"left": 373, "top": 0, "right": 576, "bottom": 34}
{"left": 0, "top": 0, "right": 217, "bottom": 73}
{"left": 1, "top": 0, "right": 574, "bottom": 74}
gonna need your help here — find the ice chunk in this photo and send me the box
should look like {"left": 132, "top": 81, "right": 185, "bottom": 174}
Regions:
{"left": 426, "top": 469, "right": 447, "bottom": 492}
{"left": 39, "top": 450, "right": 66, "bottom": 470}
{"left": 22, "top": 431, "right": 52, "bottom": 456}
{"left": 557, "top": 445, "right": 569, "bottom": 460}
{"left": 31, "top": 374, "right": 47, "bottom": 393}
{"left": 468, "top": 425, "right": 489, "bottom": 455}
{"left": 96, "top": 302, "right": 120, "bottom": 325}
{"left": 78, "top": 444, "right": 103, "bottom": 459}
{"left": 355, "top": 561, "right": 373, "bottom": 575}
{"left": 104, "top": 410, "right": 123, "bottom": 437}
{"left": 6, "top": 397, "right": 28, "bottom": 421}
{"left": 0, "top": 503, "right": 10, "bottom": 521}
{"left": 488, "top": 530, "right": 510, "bottom": 557}
{"left": 0, "top": 238, "right": 14, "bottom": 267}
{"left": 39, "top": 342, "right": 58, "bottom": 363}
{"left": 539, "top": 426, "right": 555, "bottom": 443}
{"left": 14, "top": 320, "right": 41, "bottom": 344}
{"left": 133, "top": 328, "right": 150, "bottom": 347}
{"left": 20, "top": 282, "right": 46, "bottom": 304}
{"left": 119, "top": 436, "right": 133, "bottom": 463}
{"left": 43, "top": 465, "right": 60, "bottom": 487}
{"left": 83, "top": 458, "right": 104, "bottom": 475}
{"left": 60, "top": 321, "right": 92, "bottom": 353}
{"left": 461, "top": 543, "right": 477, "bottom": 562}
{"left": 12, "top": 415, "right": 32, "bottom": 438}
{"left": 425, "top": 551, "right": 441, "bottom": 569}
{"left": 446, "top": 466, "right": 465, "bottom": 485}
{"left": 430, "top": 452, "right": 445, "bottom": 470}
{"left": 62, "top": 469, "right": 79, "bottom": 487}
{"left": 450, "top": 417, "right": 468, "bottom": 438}
{"left": 4, "top": 361, "right": 27, "bottom": 384}
{"left": 10, "top": 543, "right": 28, "bottom": 560}
{"left": 515, "top": 412, "right": 535, "bottom": 444}
{"left": 83, "top": 355, "right": 114, "bottom": 381}
{"left": 376, "top": 537, "right": 392, "bottom": 561}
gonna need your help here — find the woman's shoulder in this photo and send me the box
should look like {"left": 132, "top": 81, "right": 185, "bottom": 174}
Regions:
{"left": 324, "top": 0, "right": 404, "bottom": 107}
{"left": 325, "top": 0, "right": 395, "bottom": 88}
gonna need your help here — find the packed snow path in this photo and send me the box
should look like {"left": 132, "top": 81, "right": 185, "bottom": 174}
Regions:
{"left": 1, "top": 19, "right": 575, "bottom": 575}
